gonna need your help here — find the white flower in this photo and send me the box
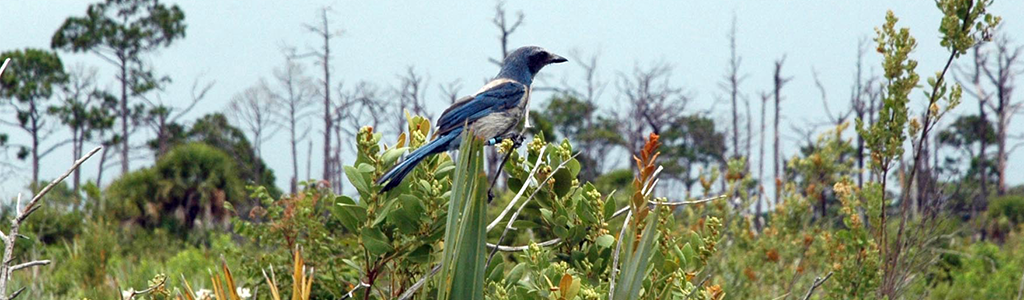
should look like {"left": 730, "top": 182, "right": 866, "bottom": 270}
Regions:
{"left": 195, "top": 289, "right": 214, "bottom": 300}
{"left": 236, "top": 287, "right": 252, "bottom": 299}
{"left": 121, "top": 288, "right": 135, "bottom": 300}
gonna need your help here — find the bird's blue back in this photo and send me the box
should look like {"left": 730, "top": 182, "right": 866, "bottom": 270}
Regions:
{"left": 375, "top": 46, "right": 554, "bottom": 192}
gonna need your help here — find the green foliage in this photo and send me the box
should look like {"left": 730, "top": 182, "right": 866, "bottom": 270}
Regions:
{"left": 988, "top": 195, "right": 1024, "bottom": 236}
{"left": 0, "top": 49, "right": 67, "bottom": 104}
{"left": 911, "top": 232, "right": 1024, "bottom": 299}
{"left": 51, "top": 0, "right": 186, "bottom": 97}
{"left": 437, "top": 131, "right": 488, "bottom": 300}
{"left": 106, "top": 142, "right": 244, "bottom": 234}
{"left": 857, "top": 11, "right": 919, "bottom": 179}
{"left": 164, "top": 113, "right": 280, "bottom": 198}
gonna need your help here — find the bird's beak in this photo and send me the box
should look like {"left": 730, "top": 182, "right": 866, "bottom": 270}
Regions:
{"left": 548, "top": 54, "right": 568, "bottom": 64}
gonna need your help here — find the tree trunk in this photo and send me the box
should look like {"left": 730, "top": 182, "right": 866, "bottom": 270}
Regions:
{"left": 72, "top": 128, "right": 82, "bottom": 193}
{"left": 30, "top": 102, "right": 39, "bottom": 190}
{"left": 757, "top": 93, "right": 767, "bottom": 230}
{"left": 321, "top": 9, "right": 333, "bottom": 183}
{"left": 772, "top": 57, "right": 788, "bottom": 204}
{"left": 120, "top": 57, "right": 130, "bottom": 175}
{"left": 97, "top": 145, "right": 109, "bottom": 188}
{"left": 290, "top": 111, "right": 299, "bottom": 194}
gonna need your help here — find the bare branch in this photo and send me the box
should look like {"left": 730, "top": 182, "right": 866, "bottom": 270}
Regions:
{"left": 608, "top": 210, "right": 631, "bottom": 300}
{"left": 611, "top": 194, "right": 727, "bottom": 219}
{"left": 9, "top": 260, "right": 49, "bottom": 272}
{"left": 0, "top": 146, "right": 100, "bottom": 299}
{"left": 396, "top": 264, "right": 441, "bottom": 300}
{"left": 801, "top": 272, "right": 833, "bottom": 300}
{"left": 486, "top": 145, "right": 547, "bottom": 231}
{"left": 0, "top": 59, "right": 9, "bottom": 77}
{"left": 486, "top": 238, "right": 562, "bottom": 252}
{"left": 19, "top": 146, "right": 102, "bottom": 222}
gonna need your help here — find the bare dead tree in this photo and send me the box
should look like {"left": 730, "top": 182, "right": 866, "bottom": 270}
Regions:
{"left": 53, "top": 65, "right": 107, "bottom": 192}
{"left": 393, "top": 66, "right": 433, "bottom": 133}
{"left": 563, "top": 50, "right": 615, "bottom": 177}
{"left": 980, "top": 34, "right": 1023, "bottom": 196}
{"left": 721, "top": 15, "right": 748, "bottom": 161}
{"left": 141, "top": 75, "right": 214, "bottom": 158}
{"left": 439, "top": 79, "right": 463, "bottom": 105}
{"left": 229, "top": 79, "right": 280, "bottom": 164}
{"left": 955, "top": 44, "right": 994, "bottom": 220}
{"left": 772, "top": 56, "right": 792, "bottom": 204}
{"left": 489, "top": 0, "right": 524, "bottom": 65}
{"left": 852, "top": 39, "right": 870, "bottom": 188}
{"left": 618, "top": 62, "right": 689, "bottom": 154}
{"left": 303, "top": 6, "right": 343, "bottom": 183}
{"left": 0, "top": 146, "right": 100, "bottom": 300}
{"left": 330, "top": 81, "right": 387, "bottom": 193}
{"left": 269, "top": 49, "right": 317, "bottom": 194}
{"left": 812, "top": 67, "right": 852, "bottom": 127}
{"left": 757, "top": 91, "right": 769, "bottom": 230}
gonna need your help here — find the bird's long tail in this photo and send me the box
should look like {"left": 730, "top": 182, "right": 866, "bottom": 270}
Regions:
{"left": 376, "top": 129, "right": 460, "bottom": 192}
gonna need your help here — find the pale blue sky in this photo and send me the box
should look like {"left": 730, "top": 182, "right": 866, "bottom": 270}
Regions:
{"left": 1, "top": 1, "right": 1022, "bottom": 196}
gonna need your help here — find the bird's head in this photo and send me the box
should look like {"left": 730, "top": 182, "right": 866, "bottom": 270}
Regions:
{"left": 497, "top": 46, "right": 567, "bottom": 84}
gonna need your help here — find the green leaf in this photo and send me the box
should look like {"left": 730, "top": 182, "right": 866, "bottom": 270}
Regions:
{"left": 596, "top": 234, "right": 615, "bottom": 248}
{"left": 486, "top": 261, "right": 505, "bottom": 283}
{"left": 612, "top": 206, "right": 662, "bottom": 300}
{"left": 333, "top": 203, "right": 367, "bottom": 232}
{"left": 604, "top": 197, "right": 618, "bottom": 220}
{"left": 372, "top": 198, "right": 400, "bottom": 227}
{"left": 568, "top": 158, "right": 581, "bottom": 177}
{"left": 507, "top": 176, "right": 524, "bottom": 193}
{"left": 552, "top": 168, "right": 573, "bottom": 197}
{"left": 576, "top": 199, "right": 598, "bottom": 223}
{"left": 505, "top": 263, "right": 527, "bottom": 288}
{"left": 436, "top": 131, "right": 488, "bottom": 300}
{"left": 381, "top": 147, "right": 409, "bottom": 167}
{"left": 361, "top": 227, "right": 393, "bottom": 256}
{"left": 407, "top": 244, "right": 432, "bottom": 264}
{"left": 390, "top": 195, "right": 426, "bottom": 234}
{"left": 345, "top": 166, "right": 369, "bottom": 194}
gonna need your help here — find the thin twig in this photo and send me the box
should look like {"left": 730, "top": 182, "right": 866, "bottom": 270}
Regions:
{"left": 0, "top": 147, "right": 102, "bottom": 300}
{"left": 339, "top": 281, "right": 371, "bottom": 300}
{"left": 9, "top": 261, "right": 49, "bottom": 272}
{"left": 801, "top": 271, "right": 833, "bottom": 300}
{"left": 486, "top": 152, "right": 579, "bottom": 266}
{"left": 608, "top": 210, "right": 632, "bottom": 300}
{"left": 486, "top": 238, "right": 561, "bottom": 252}
{"left": 7, "top": 288, "right": 24, "bottom": 300}
{"left": 19, "top": 147, "right": 102, "bottom": 223}
{"left": 487, "top": 132, "right": 527, "bottom": 202}
{"left": 684, "top": 273, "right": 712, "bottom": 299}
{"left": 486, "top": 145, "right": 546, "bottom": 231}
{"left": 396, "top": 264, "right": 441, "bottom": 300}
{"left": 0, "top": 59, "right": 10, "bottom": 78}
{"left": 610, "top": 195, "right": 727, "bottom": 219}
{"left": 123, "top": 275, "right": 168, "bottom": 300}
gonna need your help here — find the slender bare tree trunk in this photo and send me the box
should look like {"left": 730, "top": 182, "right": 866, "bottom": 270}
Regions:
{"left": 304, "top": 7, "right": 341, "bottom": 183}
{"left": 772, "top": 56, "right": 790, "bottom": 204}
{"left": 757, "top": 92, "right": 768, "bottom": 230}
{"left": 30, "top": 101, "right": 40, "bottom": 189}
{"left": 854, "top": 39, "right": 868, "bottom": 189}
{"left": 725, "top": 16, "right": 744, "bottom": 161}
{"left": 119, "top": 55, "right": 130, "bottom": 175}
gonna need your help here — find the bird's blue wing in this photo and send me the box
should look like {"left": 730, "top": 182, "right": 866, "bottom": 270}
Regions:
{"left": 436, "top": 80, "right": 526, "bottom": 135}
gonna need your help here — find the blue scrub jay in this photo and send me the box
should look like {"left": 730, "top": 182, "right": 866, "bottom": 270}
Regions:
{"left": 376, "top": 46, "right": 567, "bottom": 192}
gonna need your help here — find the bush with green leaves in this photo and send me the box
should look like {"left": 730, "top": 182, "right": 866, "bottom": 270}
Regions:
{"left": 232, "top": 114, "right": 726, "bottom": 300}
{"left": 106, "top": 142, "right": 245, "bottom": 235}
